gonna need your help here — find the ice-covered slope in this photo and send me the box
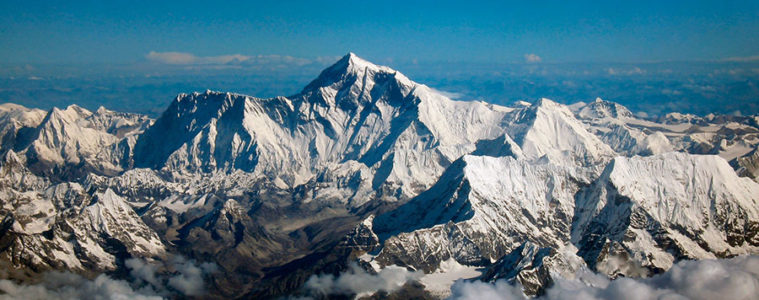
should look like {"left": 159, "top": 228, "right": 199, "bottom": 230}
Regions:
{"left": 133, "top": 53, "right": 510, "bottom": 204}
{"left": 4, "top": 104, "right": 151, "bottom": 180}
{"left": 502, "top": 98, "right": 616, "bottom": 168}
{"left": 576, "top": 98, "right": 634, "bottom": 120}
{"left": 573, "top": 152, "right": 759, "bottom": 277}
{"left": 573, "top": 98, "right": 673, "bottom": 156}
{"left": 0, "top": 153, "right": 165, "bottom": 274}
{"left": 601, "top": 106, "right": 759, "bottom": 161}
{"left": 478, "top": 242, "right": 588, "bottom": 296}
{"left": 372, "top": 155, "right": 585, "bottom": 272}
{"left": 731, "top": 147, "right": 759, "bottom": 183}
{"left": 0, "top": 103, "right": 46, "bottom": 128}
{"left": 0, "top": 103, "right": 46, "bottom": 156}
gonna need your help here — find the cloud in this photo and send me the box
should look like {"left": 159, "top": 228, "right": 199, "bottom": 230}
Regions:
{"left": 448, "top": 255, "right": 759, "bottom": 300}
{"left": 126, "top": 258, "right": 161, "bottom": 287}
{"left": 449, "top": 280, "right": 527, "bottom": 300}
{"left": 146, "top": 51, "right": 206, "bottom": 64}
{"left": 146, "top": 51, "right": 251, "bottom": 65}
{"left": 606, "top": 67, "right": 645, "bottom": 76}
{"left": 721, "top": 55, "right": 759, "bottom": 62}
{"left": 165, "top": 256, "right": 218, "bottom": 296}
{"left": 315, "top": 56, "right": 343, "bottom": 65}
{"left": 524, "top": 54, "right": 542, "bottom": 63}
{"left": 429, "top": 87, "right": 465, "bottom": 100}
{"left": 0, "top": 256, "right": 218, "bottom": 299}
{"left": 246, "top": 54, "right": 312, "bottom": 66}
{"left": 146, "top": 51, "right": 315, "bottom": 67}
{"left": 0, "top": 272, "right": 161, "bottom": 300}
{"left": 126, "top": 256, "right": 217, "bottom": 297}
{"left": 304, "top": 263, "right": 423, "bottom": 297}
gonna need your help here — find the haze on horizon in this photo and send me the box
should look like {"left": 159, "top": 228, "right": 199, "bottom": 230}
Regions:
{"left": 1, "top": 0, "right": 758, "bottom": 118}
{"left": 2, "top": 0, "right": 759, "bottom": 65}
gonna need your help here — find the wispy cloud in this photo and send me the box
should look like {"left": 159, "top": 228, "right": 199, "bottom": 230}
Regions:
{"left": 146, "top": 51, "right": 319, "bottom": 67}
{"left": 606, "top": 66, "right": 645, "bottom": 76}
{"left": 429, "top": 87, "right": 465, "bottom": 100}
{"left": 146, "top": 51, "right": 251, "bottom": 65}
{"left": 315, "top": 55, "right": 343, "bottom": 65}
{"left": 0, "top": 256, "right": 218, "bottom": 299}
{"left": 524, "top": 53, "right": 542, "bottom": 63}
{"left": 449, "top": 255, "right": 759, "bottom": 300}
{"left": 304, "top": 263, "right": 422, "bottom": 297}
{"left": 721, "top": 55, "right": 759, "bottom": 62}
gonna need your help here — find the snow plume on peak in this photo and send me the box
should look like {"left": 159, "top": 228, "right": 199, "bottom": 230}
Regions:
{"left": 0, "top": 256, "right": 218, "bottom": 299}
{"left": 448, "top": 255, "right": 759, "bottom": 300}
{"left": 303, "top": 263, "right": 423, "bottom": 298}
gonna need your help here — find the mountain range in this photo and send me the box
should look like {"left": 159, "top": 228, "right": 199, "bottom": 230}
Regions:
{"left": 1, "top": 53, "right": 759, "bottom": 299}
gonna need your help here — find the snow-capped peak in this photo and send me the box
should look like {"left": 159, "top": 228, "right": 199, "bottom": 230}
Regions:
{"left": 503, "top": 98, "right": 616, "bottom": 167}
{"left": 512, "top": 100, "right": 532, "bottom": 107}
{"left": 577, "top": 98, "right": 634, "bottom": 120}
{"left": 342, "top": 52, "right": 394, "bottom": 73}
{"left": 299, "top": 52, "right": 414, "bottom": 97}
{"left": 334, "top": 52, "right": 399, "bottom": 75}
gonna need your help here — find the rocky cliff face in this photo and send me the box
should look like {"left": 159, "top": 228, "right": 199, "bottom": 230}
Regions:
{"left": 0, "top": 152, "right": 164, "bottom": 277}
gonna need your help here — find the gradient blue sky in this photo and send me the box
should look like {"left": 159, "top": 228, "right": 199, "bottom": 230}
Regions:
{"left": 1, "top": 0, "right": 758, "bottom": 64}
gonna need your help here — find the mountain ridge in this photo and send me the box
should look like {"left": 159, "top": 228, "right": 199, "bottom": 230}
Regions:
{"left": 1, "top": 53, "right": 759, "bottom": 298}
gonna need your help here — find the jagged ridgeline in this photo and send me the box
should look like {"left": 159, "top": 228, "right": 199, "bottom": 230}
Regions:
{"left": 1, "top": 53, "right": 759, "bottom": 298}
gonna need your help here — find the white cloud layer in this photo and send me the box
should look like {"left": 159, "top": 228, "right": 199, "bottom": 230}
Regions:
{"left": 0, "top": 272, "right": 162, "bottom": 300}
{"left": 0, "top": 256, "right": 218, "bottom": 299}
{"left": 448, "top": 255, "right": 759, "bottom": 300}
{"left": 606, "top": 67, "right": 645, "bottom": 75}
{"left": 524, "top": 54, "right": 542, "bottom": 63}
{"left": 305, "top": 263, "right": 423, "bottom": 297}
{"left": 146, "top": 51, "right": 316, "bottom": 67}
{"left": 429, "top": 87, "right": 466, "bottom": 100}
{"left": 146, "top": 51, "right": 250, "bottom": 65}
{"left": 165, "top": 256, "right": 218, "bottom": 296}
{"left": 721, "top": 55, "right": 759, "bottom": 62}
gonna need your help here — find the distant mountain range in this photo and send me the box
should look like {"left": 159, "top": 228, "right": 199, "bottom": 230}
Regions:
{"left": 1, "top": 53, "right": 759, "bottom": 299}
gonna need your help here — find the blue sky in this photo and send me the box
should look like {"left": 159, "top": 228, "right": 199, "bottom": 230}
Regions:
{"left": 2, "top": 0, "right": 759, "bottom": 64}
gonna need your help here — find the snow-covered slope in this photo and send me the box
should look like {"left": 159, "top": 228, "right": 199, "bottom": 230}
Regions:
{"left": 2, "top": 54, "right": 759, "bottom": 299}
{"left": 3, "top": 104, "right": 152, "bottom": 180}
{"left": 573, "top": 98, "right": 673, "bottom": 156}
{"left": 479, "top": 242, "right": 587, "bottom": 296}
{"left": 0, "top": 103, "right": 46, "bottom": 156}
{"left": 133, "top": 53, "right": 510, "bottom": 205}
{"left": 0, "top": 153, "right": 165, "bottom": 274}
{"left": 372, "top": 155, "right": 585, "bottom": 272}
{"left": 610, "top": 108, "right": 759, "bottom": 161}
{"left": 503, "top": 98, "right": 615, "bottom": 168}
{"left": 573, "top": 152, "right": 759, "bottom": 277}
{"left": 732, "top": 147, "right": 759, "bottom": 183}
